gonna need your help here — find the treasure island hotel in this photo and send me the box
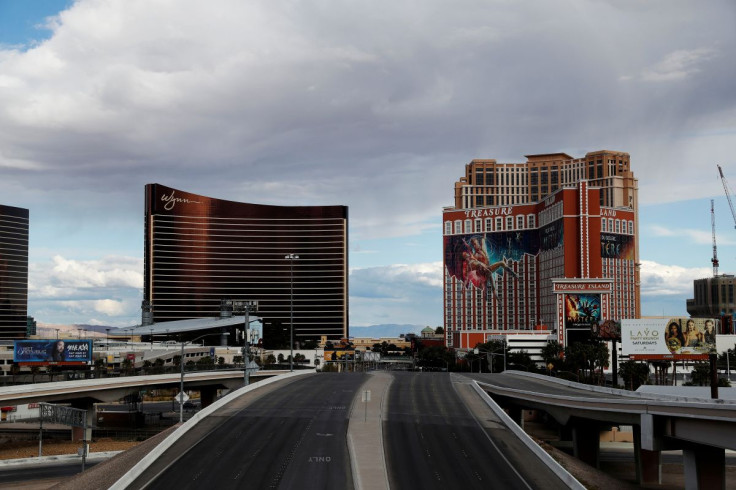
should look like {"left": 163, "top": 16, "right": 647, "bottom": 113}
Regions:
{"left": 443, "top": 151, "right": 639, "bottom": 349}
{"left": 144, "top": 184, "right": 348, "bottom": 342}
{"left": 0, "top": 204, "right": 29, "bottom": 339}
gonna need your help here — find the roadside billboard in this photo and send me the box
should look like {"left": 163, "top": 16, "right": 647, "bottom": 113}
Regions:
{"left": 13, "top": 339, "right": 93, "bottom": 365}
{"left": 564, "top": 294, "right": 601, "bottom": 329}
{"left": 621, "top": 318, "right": 716, "bottom": 360}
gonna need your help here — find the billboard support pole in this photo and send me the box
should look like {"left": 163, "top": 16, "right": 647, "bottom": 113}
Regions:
{"left": 38, "top": 415, "right": 43, "bottom": 457}
{"left": 672, "top": 361, "right": 677, "bottom": 386}
{"left": 612, "top": 339, "right": 618, "bottom": 387}
{"left": 81, "top": 411, "right": 87, "bottom": 472}
{"left": 710, "top": 353, "right": 719, "bottom": 399}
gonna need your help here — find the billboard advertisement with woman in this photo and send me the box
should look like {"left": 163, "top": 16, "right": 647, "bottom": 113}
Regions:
{"left": 622, "top": 318, "right": 716, "bottom": 360}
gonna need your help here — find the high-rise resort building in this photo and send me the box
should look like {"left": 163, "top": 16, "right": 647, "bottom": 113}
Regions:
{"left": 144, "top": 184, "right": 348, "bottom": 343}
{"left": 687, "top": 276, "right": 736, "bottom": 334}
{"left": 443, "top": 151, "right": 639, "bottom": 349}
{"left": 0, "top": 204, "right": 29, "bottom": 339}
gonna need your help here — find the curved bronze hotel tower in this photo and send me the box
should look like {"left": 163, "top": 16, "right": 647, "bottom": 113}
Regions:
{"left": 144, "top": 184, "right": 348, "bottom": 342}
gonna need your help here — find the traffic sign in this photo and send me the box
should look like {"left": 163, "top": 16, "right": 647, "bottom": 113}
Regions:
{"left": 175, "top": 392, "right": 189, "bottom": 404}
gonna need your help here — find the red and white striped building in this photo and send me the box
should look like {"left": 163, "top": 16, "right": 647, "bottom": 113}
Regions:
{"left": 443, "top": 151, "right": 640, "bottom": 349}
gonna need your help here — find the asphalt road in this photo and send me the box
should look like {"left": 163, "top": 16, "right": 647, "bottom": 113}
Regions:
{"left": 0, "top": 460, "right": 100, "bottom": 484}
{"left": 130, "top": 373, "right": 366, "bottom": 490}
{"left": 383, "top": 372, "right": 571, "bottom": 490}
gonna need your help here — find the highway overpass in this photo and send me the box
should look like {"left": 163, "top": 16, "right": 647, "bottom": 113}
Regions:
{"left": 0, "top": 369, "right": 287, "bottom": 406}
{"left": 105, "top": 371, "right": 581, "bottom": 489}
{"left": 473, "top": 370, "right": 736, "bottom": 489}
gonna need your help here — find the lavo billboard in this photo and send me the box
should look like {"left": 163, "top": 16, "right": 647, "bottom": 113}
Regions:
{"left": 621, "top": 318, "right": 716, "bottom": 360}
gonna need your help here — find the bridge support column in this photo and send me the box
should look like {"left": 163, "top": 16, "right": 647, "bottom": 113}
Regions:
{"left": 636, "top": 414, "right": 662, "bottom": 484}
{"left": 572, "top": 420, "right": 600, "bottom": 468}
{"left": 507, "top": 406, "right": 523, "bottom": 428}
{"left": 683, "top": 444, "right": 725, "bottom": 490}
{"left": 200, "top": 386, "right": 217, "bottom": 408}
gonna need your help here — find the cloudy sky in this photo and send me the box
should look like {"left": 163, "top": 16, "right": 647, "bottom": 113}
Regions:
{"left": 1, "top": 0, "right": 735, "bottom": 329}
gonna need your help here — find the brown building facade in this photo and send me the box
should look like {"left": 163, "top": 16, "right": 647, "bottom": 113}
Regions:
{"left": 144, "top": 184, "right": 348, "bottom": 342}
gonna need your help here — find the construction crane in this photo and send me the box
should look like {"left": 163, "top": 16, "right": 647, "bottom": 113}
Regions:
{"left": 717, "top": 164, "right": 736, "bottom": 229}
{"left": 711, "top": 199, "right": 719, "bottom": 276}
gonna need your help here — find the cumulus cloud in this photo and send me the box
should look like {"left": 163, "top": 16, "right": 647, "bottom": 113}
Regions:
{"left": 27, "top": 255, "right": 143, "bottom": 326}
{"left": 639, "top": 259, "right": 709, "bottom": 297}
{"left": 41, "top": 255, "right": 143, "bottom": 290}
{"left": 2, "top": 0, "right": 735, "bottom": 326}
{"left": 350, "top": 262, "right": 443, "bottom": 298}
{"left": 648, "top": 224, "right": 731, "bottom": 246}
{"left": 349, "top": 262, "right": 443, "bottom": 325}
{"left": 641, "top": 48, "right": 718, "bottom": 82}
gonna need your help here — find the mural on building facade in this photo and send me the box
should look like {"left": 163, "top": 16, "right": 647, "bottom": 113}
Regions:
{"left": 444, "top": 221, "right": 564, "bottom": 301}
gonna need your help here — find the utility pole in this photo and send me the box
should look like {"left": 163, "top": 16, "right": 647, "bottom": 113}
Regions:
{"left": 712, "top": 199, "right": 719, "bottom": 276}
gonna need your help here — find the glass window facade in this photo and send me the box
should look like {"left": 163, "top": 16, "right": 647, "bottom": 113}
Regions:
{"left": 144, "top": 184, "right": 348, "bottom": 341}
{"left": 0, "top": 205, "right": 29, "bottom": 339}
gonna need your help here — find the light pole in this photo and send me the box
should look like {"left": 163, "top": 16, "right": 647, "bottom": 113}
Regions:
{"left": 475, "top": 342, "right": 507, "bottom": 374}
{"left": 243, "top": 304, "right": 250, "bottom": 386}
{"left": 285, "top": 253, "right": 299, "bottom": 372}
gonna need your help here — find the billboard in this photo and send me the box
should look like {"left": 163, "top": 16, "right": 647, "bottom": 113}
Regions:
{"left": 14, "top": 339, "right": 93, "bottom": 364}
{"left": 621, "top": 318, "right": 716, "bottom": 360}
{"left": 564, "top": 294, "right": 601, "bottom": 329}
{"left": 596, "top": 320, "right": 621, "bottom": 341}
{"left": 600, "top": 233, "right": 635, "bottom": 260}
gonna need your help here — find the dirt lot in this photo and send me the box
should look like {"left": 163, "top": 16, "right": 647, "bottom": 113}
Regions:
{"left": 0, "top": 438, "right": 140, "bottom": 460}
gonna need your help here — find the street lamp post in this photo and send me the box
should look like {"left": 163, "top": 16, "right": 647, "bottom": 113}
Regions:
{"left": 243, "top": 304, "right": 250, "bottom": 387}
{"left": 285, "top": 253, "right": 299, "bottom": 372}
{"left": 475, "top": 341, "right": 507, "bottom": 374}
{"left": 179, "top": 339, "right": 186, "bottom": 424}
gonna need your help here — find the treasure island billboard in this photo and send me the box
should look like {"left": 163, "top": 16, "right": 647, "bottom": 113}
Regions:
{"left": 621, "top": 318, "right": 716, "bottom": 360}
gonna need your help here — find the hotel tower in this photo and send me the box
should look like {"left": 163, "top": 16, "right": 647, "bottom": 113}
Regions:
{"left": 443, "top": 151, "right": 639, "bottom": 348}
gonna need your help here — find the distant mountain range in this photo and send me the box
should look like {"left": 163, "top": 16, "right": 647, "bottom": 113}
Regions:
{"left": 37, "top": 322, "right": 429, "bottom": 340}
{"left": 349, "top": 324, "right": 427, "bottom": 338}
{"left": 37, "top": 323, "right": 111, "bottom": 337}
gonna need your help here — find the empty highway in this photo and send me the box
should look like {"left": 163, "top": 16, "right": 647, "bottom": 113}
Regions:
{"left": 383, "top": 372, "right": 571, "bottom": 490}
{"left": 127, "top": 373, "right": 366, "bottom": 489}
{"left": 105, "top": 371, "right": 576, "bottom": 489}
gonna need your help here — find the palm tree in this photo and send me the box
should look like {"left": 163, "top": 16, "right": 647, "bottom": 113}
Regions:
{"left": 121, "top": 358, "right": 133, "bottom": 375}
